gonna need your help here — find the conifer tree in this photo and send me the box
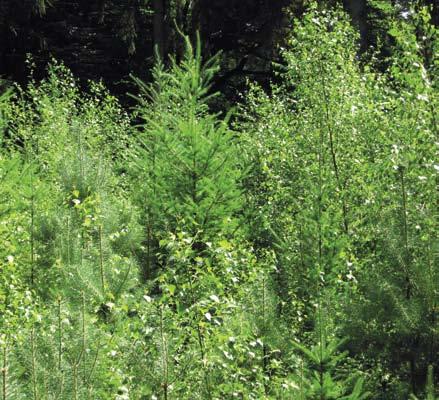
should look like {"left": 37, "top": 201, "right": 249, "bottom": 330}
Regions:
{"left": 132, "top": 35, "right": 243, "bottom": 279}
{"left": 290, "top": 307, "right": 370, "bottom": 400}
{"left": 0, "top": 64, "right": 143, "bottom": 399}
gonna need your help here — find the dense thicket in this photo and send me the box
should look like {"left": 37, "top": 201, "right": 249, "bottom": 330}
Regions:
{"left": 0, "top": 2, "right": 438, "bottom": 399}
{"left": 1, "top": 0, "right": 438, "bottom": 101}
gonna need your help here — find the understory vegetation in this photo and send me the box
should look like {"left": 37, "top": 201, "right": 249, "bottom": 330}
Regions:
{"left": 0, "top": 3, "right": 437, "bottom": 399}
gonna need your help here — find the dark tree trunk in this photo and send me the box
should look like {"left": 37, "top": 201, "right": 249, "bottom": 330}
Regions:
{"left": 153, "top": 0, "right": 166, "bottom": 60}
{"left": 343, "top": 0, "right": 368, "bottom": 49}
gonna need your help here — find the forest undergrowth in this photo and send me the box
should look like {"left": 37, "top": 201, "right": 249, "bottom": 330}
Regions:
{"left": 0, "top": 3, "right": 438, "bottom": 399}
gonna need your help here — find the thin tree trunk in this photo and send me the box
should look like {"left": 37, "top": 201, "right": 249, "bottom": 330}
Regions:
{"left": 2, "top": 340, "right": 7, "bottom": 400}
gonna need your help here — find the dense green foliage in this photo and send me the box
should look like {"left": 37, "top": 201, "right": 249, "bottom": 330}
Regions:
{"left": 0, "top": 2, "right": 438, "bottom": 399}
